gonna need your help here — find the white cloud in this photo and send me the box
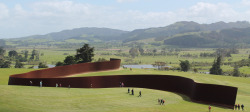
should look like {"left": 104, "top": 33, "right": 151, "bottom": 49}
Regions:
{"left": 242, "top": 0, "right": 250, "bottom": 6}
{"left": 0, "top": 3, "right": 9, "bottom": 19}
{"left": 0, "top": 1, "right": 250, "bottom": 38}
{"left": 181, "top": 2, "right": 241, "bottom": 23}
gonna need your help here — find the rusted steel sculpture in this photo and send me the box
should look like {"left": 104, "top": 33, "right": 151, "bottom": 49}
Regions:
{"left": 8, "top": 58, "right": 237, "bottom": 109}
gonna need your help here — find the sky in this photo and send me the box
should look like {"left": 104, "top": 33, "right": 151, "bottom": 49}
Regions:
{"left": 0, "top": 0, "right": 250, "bottom": 39}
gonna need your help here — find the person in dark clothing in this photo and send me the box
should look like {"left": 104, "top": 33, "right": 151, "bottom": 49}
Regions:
{"left": 131, "top": 89, "right": 134, "bottom": 95}
{"left": 238, "top": 104, "right": 240, "bottom": 110}
{"left": 158, "top": 99, "right": 160, "bottom": 105}
{"left": 235, "top": 104, "right": 238, "bottom": 110}
{"left": 128, "top": 88, "right": 130, "bottom": 93}
{"left": 241, "top": 104, "right": 244, "bottom": 111}
{"left": 138, "top": 91, "right": 141, "bottom": 97}
{"left": 160, "top": 99, "right": 163, "bottom": 105}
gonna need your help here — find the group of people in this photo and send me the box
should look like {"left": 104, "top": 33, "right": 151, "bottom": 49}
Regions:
{"left": 56, "top": 83, "right": 63, "bottom": 87}
{"left": 235, "top": 104, "right": 244, "bottom": 111}
{"left": 158, "top": 99, "right": 165, "bottom": 105}
{"left": 128, "top": 88, "right": 141, "bottom": 97}
{"left": 30, "top": 80, "right": 71, "bottom": 88}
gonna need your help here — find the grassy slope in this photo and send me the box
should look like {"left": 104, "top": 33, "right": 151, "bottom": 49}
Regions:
{"left": 72, "top": 68, "right": 250, "bottom": 111}
{"left": 0, "top": 68, "right": 249, "bottom": 112}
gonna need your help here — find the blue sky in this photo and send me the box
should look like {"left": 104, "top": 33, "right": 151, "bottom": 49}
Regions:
{"left": 0, "top": 0, "right": 250, "bottom": 38}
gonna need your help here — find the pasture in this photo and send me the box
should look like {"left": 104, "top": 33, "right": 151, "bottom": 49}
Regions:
{"left": 0, "top": 68, "right": 249, "bottom": 112}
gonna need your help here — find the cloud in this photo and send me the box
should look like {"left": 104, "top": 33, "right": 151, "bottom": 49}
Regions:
{"left": 0, "top": 3, "right": 9, "bottom": 19}
{"left": 180, "top": 2, "right": 240, "bottom": 23}
{"left": 242, "top": 0, "right": 250, "bottom": 6}
{"left": 0, "top": 1, "right": 250, "bottom": 38}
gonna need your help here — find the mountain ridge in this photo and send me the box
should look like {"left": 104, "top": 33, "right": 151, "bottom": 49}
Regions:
{"left": 5, "top": 21, "right": 250, "bottom": 48}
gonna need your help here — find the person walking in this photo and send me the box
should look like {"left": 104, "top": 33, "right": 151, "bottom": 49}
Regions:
{"left": 40, "top": 81, "right": 42, "bottom": 87}
{"left": 235, "top": 104, "right": 238, "bottom": 110}
{"left": 138, "top": 91, "right": 141, "bottom": 97}
{"left": 30, "top": 81, "right": 32, "bottom": 86}
{"left": 131, "top": 89, "right": 134, "bottom": 95}
{"left": 121, "top": 82, "right": 124, "bottom": 87}
{"left": 208, "top": 105, "right": 211, "bottom": 112}
{"left": 128, "top": 88, "right": 130, "bottom": 94}
{"left": 238, "top": 104, "right": 240, "bottom": 110}
{"left": 241, "top": 104, "right": 244, "bottom": 111}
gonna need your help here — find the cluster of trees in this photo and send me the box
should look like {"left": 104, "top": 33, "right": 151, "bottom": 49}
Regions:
{"left": 180, "top": 53, "right": 198, "bottom": 58}
{"left": 127, "top": 46, "right": 181, "bottom": 58}
{"left": 56, "top": 44, "right": 94, "bottom": 66}
{"left": 209, "top": 56, "right": 223, "bottom": 75}
{"left": 215, "top": 48, "right": 239, "bottom": 57}
{"left": 200, "top": 52, "right": 216, "bottom": 57}
{"left": 152, "top": 62, "right": 166, "bottom": 70}
{"left": 177, "top": 55, "right": 245, "bottom": 77}
{"left": 0, "top": 46, "right": 43, "bottom": 68}
{"left": 178, "top": 56, "right": 223, "bottom": 75}
{"left": 0, "top": 59, "right": 11, "bottom": 68}
{"left": 179, "top": 60, "right": 190, "bottom": 72}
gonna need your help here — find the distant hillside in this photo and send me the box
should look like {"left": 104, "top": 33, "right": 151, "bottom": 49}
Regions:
{"left": 24, "top": 27, "right": 127, "bottom": 41}
{"left": 6, "top": 27, "right": 128, "bottom": 47}
{"left": 164, "top": 27, "right": 250, "bottom": 47}
{"left": 5, "top": 21, "right": 250, "bottom": 48}
{"left": 122, "top": 21, "right": 250, "bottom": 43}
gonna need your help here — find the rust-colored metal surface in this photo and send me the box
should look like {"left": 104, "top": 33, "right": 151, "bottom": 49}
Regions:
{"left": 8, "top": 58, "right": 237, "bottom": 109}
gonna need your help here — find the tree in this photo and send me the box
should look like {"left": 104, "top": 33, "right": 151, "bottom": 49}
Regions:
{"left": 15, "top": 60, "right": 24, "bottom": 68}
{"left": 17, "top": 55, "right": 27, "bottom": 62}
{"left": 179, "top": 60, "right": 190, "bottom": 72}
{"left": 55, "top": 61, "right": 64, "bottom": 67}
{"left": 8, "top": 50, "right": 18, "bottom": 58}
{"left": 232, "top": 64, "right": 240, "bottom": 77}
{"left": 193, "top": 68, "right": 198, "bottom": 73}
{"left": 97, "top": 58, "right": 107, "bottom": 62}
{"left": 153, "top": 49, "right": 157, "bottom": 57}
{"left": 129, "top": 47, "right": 139, "bottom": 58}
{"left": 64, "top": 56, "right": 77, "bottom": 65}
{"left": 153, "top": 62, "right": 166, "bottom": 70}
{"left": 209, "top": 56, "right": 223, "bottom": 75}
{"left": 0, "top": 47, "right": 5, "bottom": 58}
{"left": 138, "top": 47, "right": 144, "bottom": 55}
{"left": 0, "top": 59, "right": 11, "bottom": 68}
{"left": 75, "top": 44, "right": 94, "bottom": 63}
{"left": 161, "top": 48, "right": 167, "bottom": 56}
{"left": 30, "top": 49, "right": 39, "bottom": 60}
{"left": 38, "top": 62, "right": 48, "bottom": 68}
{"left": 24, "top": 50, "right": 29, "bottom": 59}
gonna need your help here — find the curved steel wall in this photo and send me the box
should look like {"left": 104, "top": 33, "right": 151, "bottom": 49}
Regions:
{"left": 8, "top": 58, "right": 237, "bottom": 109}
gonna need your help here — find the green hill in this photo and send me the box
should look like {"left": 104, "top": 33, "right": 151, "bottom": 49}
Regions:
{"left": 0, "top": 68, "right": 249, "bottom": 112}
{"left": 164, "top": 27, "right": 250, "bottom": 47}
{"left": 5, "top": 21, "right": 250, "bottom": 48}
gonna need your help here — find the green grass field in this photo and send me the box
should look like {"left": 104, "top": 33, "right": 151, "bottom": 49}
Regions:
{"left": 1, "top": 68, "right": 249, "bottom": 112}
